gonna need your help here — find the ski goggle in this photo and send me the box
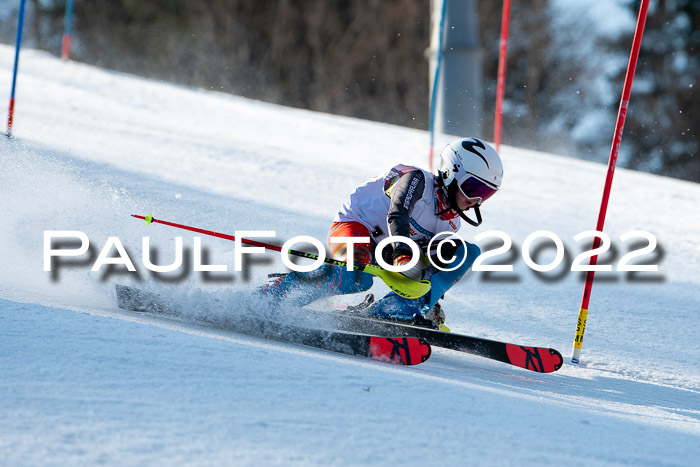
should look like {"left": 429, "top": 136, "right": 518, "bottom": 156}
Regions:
{"left": 458, "top": 174, "right": 498, "bottom": 203}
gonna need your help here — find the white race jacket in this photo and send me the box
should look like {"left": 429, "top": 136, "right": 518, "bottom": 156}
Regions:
{"left": 334, "top": 164, "right": 461, "bottom": 255}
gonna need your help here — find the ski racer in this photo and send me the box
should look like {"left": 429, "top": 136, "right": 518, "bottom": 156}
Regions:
{"left": 259, "top": 137, "right": 504, "bottom": 329}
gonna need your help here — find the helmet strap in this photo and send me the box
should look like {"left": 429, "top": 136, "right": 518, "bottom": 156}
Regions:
{"left": 456, "top": 205, "right": 483, "bottom": 227}
{"left": 434, "top": 175, "right": 456, "bottom": 218}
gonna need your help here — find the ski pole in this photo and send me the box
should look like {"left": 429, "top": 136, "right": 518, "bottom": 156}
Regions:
{"left": 132, "top": 214, "right": 431, "bottom": 299}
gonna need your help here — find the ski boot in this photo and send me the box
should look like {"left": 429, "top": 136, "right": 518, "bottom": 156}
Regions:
{"left": 257, "top": 273, "right": 290, "bottom": 302}
{"left": 417, "top": 302, "right": 450, "bottom": 332}
{"left": 346, "top": 293, "right": 376, "bottom": 314}
{"left": 348, "top": 293, "right": 450, "bottom": 331}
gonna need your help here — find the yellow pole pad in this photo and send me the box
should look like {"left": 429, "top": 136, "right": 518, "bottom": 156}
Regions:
{"left": 573, "top": 308, "right": 589, "bottom": 350}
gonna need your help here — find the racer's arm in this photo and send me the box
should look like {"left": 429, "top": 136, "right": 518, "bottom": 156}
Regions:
{"left": 386, "top": 170, "right": 425, "bottom": 259}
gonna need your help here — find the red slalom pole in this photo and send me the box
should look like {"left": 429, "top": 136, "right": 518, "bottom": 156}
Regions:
{"left": 571, "top": 0, "right": 650, "bottom": 364}
{"left": 493, "top": 0, "right": 511, "bottom": 153}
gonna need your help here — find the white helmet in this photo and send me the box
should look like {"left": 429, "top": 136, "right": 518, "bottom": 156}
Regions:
{"left": 437, "top": 137, "right": 503, "bottom": 226}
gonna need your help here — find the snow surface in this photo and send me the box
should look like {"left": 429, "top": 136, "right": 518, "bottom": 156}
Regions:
{"left": 1, "top": 45, "right": 699, "bottom": 465}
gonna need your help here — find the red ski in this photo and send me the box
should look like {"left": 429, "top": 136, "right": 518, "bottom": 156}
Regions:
{"left": 369, "top": 336, "right": 432, "bottom": 365}
{"left": 333, "top": 296, "right": 564, "bottom": 373}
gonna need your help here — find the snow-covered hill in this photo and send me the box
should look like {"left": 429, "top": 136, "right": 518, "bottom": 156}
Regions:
{"left": 1, "top": 46, "right": 698, "bottom": 465}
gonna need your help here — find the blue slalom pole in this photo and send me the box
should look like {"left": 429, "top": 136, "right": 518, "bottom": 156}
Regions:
{"left": 61, "top": 0, "right": 75, "bottom": 59}
{"left": 428, "top": 0, "right": 447, "bottom": 171}
{"left": 7, "top": 0, "right": 27, "bottom": 138}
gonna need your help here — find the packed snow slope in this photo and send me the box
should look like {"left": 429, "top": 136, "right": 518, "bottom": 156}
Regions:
{"left": 1, "top": 45, "right": 699, "bottom": 465}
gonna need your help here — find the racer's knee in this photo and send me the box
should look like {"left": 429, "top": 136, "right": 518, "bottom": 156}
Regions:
{"left": 441, "top": 241, "right": 479, "bottom": 278}
{"left": 463, "top": 242, "right": 481, "bottom": 271}
{"left": 425, "top": 241, "right": 479, "bottom": 309}
{"left": 335, "top": 268, "right": 373, "bottom": 294}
